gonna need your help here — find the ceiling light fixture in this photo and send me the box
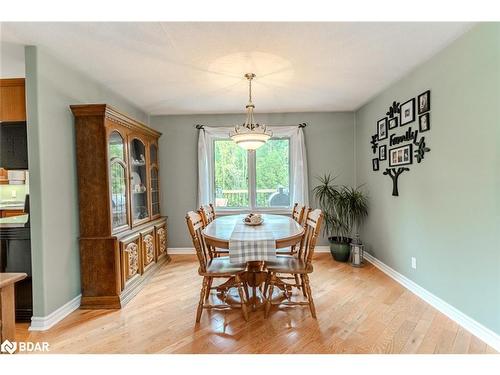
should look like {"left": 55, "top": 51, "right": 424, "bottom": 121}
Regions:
{"left": 229, "top": 73, "right": 272, "bottom": 150}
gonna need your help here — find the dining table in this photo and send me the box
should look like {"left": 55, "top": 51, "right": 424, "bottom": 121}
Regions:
{"left": 202, "top": 213, "right": 304, "bottom": 310}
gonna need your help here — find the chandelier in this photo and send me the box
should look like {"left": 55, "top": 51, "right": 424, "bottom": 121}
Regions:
{"left": 229, "top": 73, "right": 272, "bottom": 150}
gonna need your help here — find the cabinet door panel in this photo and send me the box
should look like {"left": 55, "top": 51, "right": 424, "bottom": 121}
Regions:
{"left": 0, "top": 81, "right": 26, "bottom": 122}
{"left": 142, "top": 231, "right": 156, "bottom": 271}
{"left": 120, "top": 239, "right": 141, "bottom": 289}
{"left": 129, "top": 137, "right": 150, "bottom": 224}
{"left": 149, "top": 142, "right": 161, "bottom": 219}
{"left": 108, "top": 130, "right": 130, "bottom": 233}
{"left": 155, "top": 224, "right": 167, "bottom": 260}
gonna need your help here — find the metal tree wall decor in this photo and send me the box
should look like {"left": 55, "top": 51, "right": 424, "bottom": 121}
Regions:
{"left": 371, "top": 91, "right": 432, "bottom": 196}
{"left": 383, "top": 167, "right": 410, "bottom": 196}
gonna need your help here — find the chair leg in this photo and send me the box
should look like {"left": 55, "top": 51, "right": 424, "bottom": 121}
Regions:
{"left": 244, "top": 281, "right": 250, "bottom": 302}
{"left": 300, "top": 274, "right": 308, "bottom": 297}
{"left": 294, "top": 274, "right": 301, "bottom": 293}
{"left": 264, "top": 273, "right": 276, "bottom": 318}
{"left": 263, "top": 272, "right": 271, "bottom": 298}
{"left": 196, "top": 277, "right": 209, "bottom": 323}
{"left": 205, "top": 277, "right": 213, "bottom": 301}
{"left": 303, "top": 274, "right": 317, "bottom": 319}
{"left": 235, "top": 275, "right": 249, "bottom": 322}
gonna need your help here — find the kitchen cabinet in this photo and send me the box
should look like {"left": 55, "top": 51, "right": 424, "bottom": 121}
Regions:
{"left": 0, "top": 79, "right": 26, "bottom": 122}
{"left": 0, "top": 209, "right": 24, "bottom": 218}
{"left": 0, "top": 122, "right": 28, "bottom": 169}
{"left": 71, "top": 104, "right": 169, "bottom": 309}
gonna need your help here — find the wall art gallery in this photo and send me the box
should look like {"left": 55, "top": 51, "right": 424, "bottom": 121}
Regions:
{"left": 371, "top": 90, "right": 432, "bottom": 196}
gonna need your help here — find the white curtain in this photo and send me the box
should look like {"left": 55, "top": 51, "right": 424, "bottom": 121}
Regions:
{"left": 198, "top": 125, "right": 309, "bottom": 208}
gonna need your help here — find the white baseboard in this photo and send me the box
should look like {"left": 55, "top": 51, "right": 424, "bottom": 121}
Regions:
{"left": 364, "top": 252, "right": 500, "bottom": 352}
{"left": 169, "top": 246, "right": 331, "bottom": 255}
{"left": 168, "top": 247, "right": 196, "bottom": 254}
{"left": 315, "top": 245, "right": 330, "bottom": 253}
{"left": 29, "top": 294, "right": 81, "bottom": 331}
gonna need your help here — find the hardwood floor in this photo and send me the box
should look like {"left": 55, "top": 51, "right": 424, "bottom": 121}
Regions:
{"left": 16, "top": 254, "right": 496, "bottom": 354}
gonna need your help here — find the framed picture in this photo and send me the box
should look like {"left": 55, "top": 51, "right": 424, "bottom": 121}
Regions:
{"left": 379, "top": 145, "right": 387, "bottom": 160}
{"left": 419, "top": 113, "right": 430, "bottom": 132}
{"left": 400, "top": 98, "right": 415, "bottom": 126}
{"left": 418, "top": 90, "right": 431, "bottom": 114}
{"left": 377, "top": 118, "right": 388, "bottom": 140}
{"left": 372, "top": 158, "right": 379, "bottom": 171}
{"left": 389, "top": 144, "right": 413, "bottom": 167}
{"left": 388, "top": 117, "right": 398, "bottom": 129}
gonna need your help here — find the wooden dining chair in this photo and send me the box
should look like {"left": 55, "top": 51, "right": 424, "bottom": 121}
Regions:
{"left": 200, "top": 203, "right": 229, "bottom": 258}
{"left": 186, "top": 211, "right": 249, "bottom": 323}
{"left": 199, "top": 203, "right": 216, "bottom": 225}
{"left": 264, "top": 208, "right": 323, "bottom": 319}
{"left": 276, "top": 204, "right": 310, "bottom": 256}
{"left": 291, "top": 203, "right": 306, "bottom": 225}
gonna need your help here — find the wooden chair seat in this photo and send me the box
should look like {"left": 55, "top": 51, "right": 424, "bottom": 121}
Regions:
{"left": 265, "top": 255, "right": 313, "bottom": 274}
{"left": 204, "top": 257, "right": 247, "bottom": 276}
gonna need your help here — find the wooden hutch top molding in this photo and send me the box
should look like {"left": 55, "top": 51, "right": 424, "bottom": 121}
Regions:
{"left": 70, "top": 104, "right": 161, "bottom": 138}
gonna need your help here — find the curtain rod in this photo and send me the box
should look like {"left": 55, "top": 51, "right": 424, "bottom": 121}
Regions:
{"left": 195, "top": 123, "right": 307, "bottom": 130}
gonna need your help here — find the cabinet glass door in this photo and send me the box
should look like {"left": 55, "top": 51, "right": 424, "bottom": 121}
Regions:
{"left": 130, "top": 138, "right": 149, "bottom": 223}
{"left": 151, "top": 166, "right": 160, "bottom": 216}
{"left": 150, "top": 144, "right": 160, "bottom": 217}
{"left": 109, "top": 131, "right": 129, "bottom": 231}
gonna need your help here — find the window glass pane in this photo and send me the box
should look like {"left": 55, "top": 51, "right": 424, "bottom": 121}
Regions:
{"left": 214, "top": 139, "right": 248, "bottom": 208}
{"left": 130, "top": 138, "right": 149, "bottom": 222}
{"left": 150, "top": 144, "right": 157, "bottom": 164}
{"left": 256, "top": 138, "right": 290, "bottom": 207}
{"left": 109, "top": 131, "right": 124, "bottom": 160}
{"left": 110, "top": 162, "right": 128, "bottom": 229}
{"left": 151, "top": 166, "right": 160, "bottom": 215}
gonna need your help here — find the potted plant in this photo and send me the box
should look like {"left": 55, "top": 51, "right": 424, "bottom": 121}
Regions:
{"left": 313, "top": 174, "right": 368, "bottom": 262}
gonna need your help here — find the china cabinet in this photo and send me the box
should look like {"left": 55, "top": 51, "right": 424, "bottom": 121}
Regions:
{"left": 71, "top": 104, "right": 169, "bottom": 309}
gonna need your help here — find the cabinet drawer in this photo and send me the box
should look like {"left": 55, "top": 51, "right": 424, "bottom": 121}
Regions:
{"left": 120, "top": 236, "right": 142, "bottom": 290}
{"left": 155, "top": 223, "right": 167, "bottom": 260}
{"left": 141, "top": 229, "right": 156, "bottom": 271}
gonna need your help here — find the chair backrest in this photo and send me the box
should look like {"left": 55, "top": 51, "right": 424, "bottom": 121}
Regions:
{"left": 291, "top": 203, "right": 306, "bottom": 225}
{"left": 186, "top": 211, "right": 210, "bottom": 273}
{"left": 298, "top": 209, "right": 323, "bottom": 266}
{"left": 200, "top": 203, "right": 216, "bottom": 226}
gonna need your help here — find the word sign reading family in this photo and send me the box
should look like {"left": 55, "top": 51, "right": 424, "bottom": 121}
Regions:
{"left": 371, "top": 90, "right": 432, "bottom": 196}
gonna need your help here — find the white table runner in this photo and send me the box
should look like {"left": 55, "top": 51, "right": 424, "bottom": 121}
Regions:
{"left": 229, "top": 220, "right": 276, "bottom": 263}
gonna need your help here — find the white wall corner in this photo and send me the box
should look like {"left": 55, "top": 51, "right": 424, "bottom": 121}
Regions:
{"left": 29, "top": 294, "right": 81, "bottom": 331}
{"left": 364, "top": 252, "right": 500, "bottom": 352}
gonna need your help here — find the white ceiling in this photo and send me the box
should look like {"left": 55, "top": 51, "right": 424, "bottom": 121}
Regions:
{"left": 1, "top": 22, "right": 472, "bottom": 115}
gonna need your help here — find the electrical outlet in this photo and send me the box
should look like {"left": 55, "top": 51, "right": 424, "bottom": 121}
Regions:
{"left": 411, "top": 257, "right": 417, "bottom": 270}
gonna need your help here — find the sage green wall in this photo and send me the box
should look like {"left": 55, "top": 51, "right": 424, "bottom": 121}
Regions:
{"left": 25, "top": 46, "right": 147, "bottom": 317}
{"left": 355, "top": 23, "right": 500, "bottom": 334}
{"left": 150, "top": 112, "right": 355, "bottom": 248}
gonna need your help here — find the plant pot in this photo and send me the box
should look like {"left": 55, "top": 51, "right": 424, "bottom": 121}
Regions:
{"left": 328, "top": 237, "right": 351, "bottom": 262}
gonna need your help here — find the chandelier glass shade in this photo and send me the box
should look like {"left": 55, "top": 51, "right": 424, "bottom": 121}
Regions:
{"left": 229, "top": 73, "right": 272, "bottom": 150}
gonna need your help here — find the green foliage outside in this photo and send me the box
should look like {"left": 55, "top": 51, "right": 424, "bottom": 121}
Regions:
{"left": 214, "top": 139, "right": 290, "bottom": 208}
